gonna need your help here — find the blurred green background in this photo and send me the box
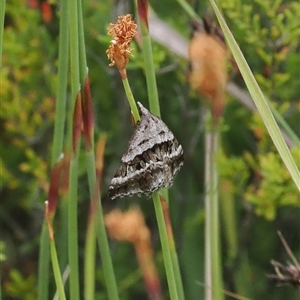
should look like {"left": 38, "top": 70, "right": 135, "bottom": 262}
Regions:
{"left": 1, "top": 0, "right": 299, "bottom": 299}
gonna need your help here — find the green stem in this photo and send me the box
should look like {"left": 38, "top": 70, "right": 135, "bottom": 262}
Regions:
{"left": 176, "top": 0, "right": 201, "bottom": 20}
{"left": 50, "top": 239, "right": 67, "bottom": 300}
{"left": 68, "top": 0, "right": 81, "bottom": 297}
{"left": 51, "top": 0, "right": 69, "bottom": 164}
{"left": 37, "top": 223, "right": 50, "bottom": 300}
{"left": 56, "top": 199, "right": 69, "bottom": 271}
{"left": 122, "top": 78, "right": 140, "bottom": 122}
{"left": 204, "top": 123, "right": 223, "bottom": 300}
{"left": 39, "top": 0, "right": 69, "bottom": 297}
{"left": 85, "top": 150, "right": 120, "bottom": 300}
{"left": 84, "top": 204, "right": 96, "bottom": 300}
{"left": 96, "top": 200, "right": 120, "bottom": 300}
{"left": 153, "top": 193, "right": 178, "bottom": 300}
{"left": 53, "top": 0, "right": 70, "bottom": 275}
{"left": 269, "top": 103, "right": 300, "bottom": 147}
{"left": 220, "top": 182, "right": 237, "bottom": 262}
{"left": 68, "top": 0, "right": 80, "bottom": 97}
{"left": 77, "top": 0, "right": 119, "bottom": 296}
{"left": 68, "top": 156, "right": 80, "bottom": 300}
{"left": 77, "top": 0, "right": 88, "bottom": 84}
{"left": 169, "top": 231, "right": 185, "bottom": 300}
{"left": 141, "top": 35, "right": 160, "bottom": 117}
{"left": 138, "top": 5, "right": 184, "bottom": 298}
{"left": 210, "top": 132, "right": 222, "bottom": 300}
{"left": 204, "top": 127, "right": 212, "bottom": 300}
{"left": 77, "top": 3, "right": 97, "bottom": 297}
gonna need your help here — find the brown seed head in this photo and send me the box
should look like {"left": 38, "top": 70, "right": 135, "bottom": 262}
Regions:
{"left": 106, "top": 14, "right": 137, "bottom": 78}
{"left": 188, "top": 17, "right": 228, "bottom": 125}
{"left": 105, "top": 207, "right": 162, "bottom": 299}
{"left": 104, "top": 208, "right": 150, "bottom": 243}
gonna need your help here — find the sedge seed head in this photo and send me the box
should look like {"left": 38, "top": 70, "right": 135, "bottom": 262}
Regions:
{"left": 106, "top": 14, "right": 137, "bottom": 76}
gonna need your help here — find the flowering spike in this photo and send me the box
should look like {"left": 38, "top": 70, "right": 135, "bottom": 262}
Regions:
{"left": 104, "top": 208, "right": 162, "bottom": 299}
{"left": 106, "top": 14, "right": 137, "bottom": 78}
{"left": 188, "top": 16, "right": 228, "bottom": 125}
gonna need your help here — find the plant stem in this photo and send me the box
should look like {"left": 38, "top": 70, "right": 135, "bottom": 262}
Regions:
{"left": 137, "top": 2, "right": 184, "bottom": 297}
{"left": 51, "top": 0, "right": 69, "bottom": 164}
{"left": 176, "top": 0, "right": 201, "bottom": 20}
{"left": 220, "top": 181, "right": 237, "bottom": 262}
{"left": 68, "top": 156, "right": 80, "bottom": 300}
{"left": 77, "top": 3, "right": 97, "bottom": 298}
{"left": 85, "top": 150, "right": 120, "bottom": 300}
{"left": 50, "top": 239, "right": 67, "bottom": 300}
{"left": 204, "top": 127, "right": 212, "bottom": 300}
{"left": 39, "top": 0, "right": 69, "bottom": 297}
{"left": 161, "top": 198, "right": 185, "bottom": 300}
{"left": 77, "top": 0, "right": 88, "bottom": 83}
{"left": 153, "top": 193, "right": 179, "bottom": 300}
{"left": 269, "top": 104, "right": 300, "bottom": 147}
{"left": 54, "top": 0, "right": 70, "bottom": 274}
{"left": 95, "top": 202, "right": 120, "bottom": 300}
{"left": 141, "top": 35, "right": 160, "bottom": 117}
{"left": 204, "top": 122, "right": 223, "bottom": 300}
{"left": 77, "top": 0, "right": 119, "bottom": 297}
{"left": 122, "top": 78, "right": 140, "bottom": 122}
{"left": 84, "top": 199, "right": 96, "bottom": 300}
{"left": 37, "top": 223, "right": 50, "bottom": 300}
{"left": 68, "top": 0, "right": 81, "bottom": 297}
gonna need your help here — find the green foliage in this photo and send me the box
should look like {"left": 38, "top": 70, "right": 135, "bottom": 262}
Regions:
{"left": 4, "top": 270, "right": 37, "bottom": 300}
{"left": 218, "top": 151, "right": 250, "bottom": 188}
{"left": 218, "top": 0, "right": 300, "bottom": 215}
{"left": 241, "top": 107, "right": 300, "bottom": 220}
{"left": 245, "top": 149, "right": 300, "bottom": 220}
{"left": 221, "top": 0, "right": 300, "bottom": 102}
{"left": 1, "top": 1, "right": 56, "bottom": 297}
{"left": 0, "top": 157, "right": 18, "bottom": 189}
{"left": 1, "top": 0, "right": 299, "bottom": 299}
{"left": 1, "top": 0, "right": 56, "bottom": 204}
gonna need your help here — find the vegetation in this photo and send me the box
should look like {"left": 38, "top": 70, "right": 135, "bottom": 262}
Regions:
{"left": 1, "top": 0, "right": 299, "bottom": 299}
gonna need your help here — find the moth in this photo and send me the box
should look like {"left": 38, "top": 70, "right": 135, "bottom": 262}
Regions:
{"left": 109, "top": 102, "right": 184, "bottom": 200}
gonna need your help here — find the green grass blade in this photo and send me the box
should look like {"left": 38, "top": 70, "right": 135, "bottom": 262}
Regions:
{"left": 204, "top": 129, "right": 224, "bottom": 300}
{"left": 50, "top": 239, "right": 67, "bottom": 300}
{"left": 51, "top": 0, "right": 69, "bottom": 164}
{"left": 67, "top": 0, "right": 82, "bottom": 297}
{"left": 38, "top": 223, "right": 50, "bottom": 300}
{"left": 84, "top": 201, "right": 96, "bottom": 300}
{"left": 209, "top": 0, "right": 300, "bottom": 192}
{"left": 153, "top": 193, "right": 179, "bottom": 300}
{"left": 85, "top": 150, "right": 120, "bottom": 300}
